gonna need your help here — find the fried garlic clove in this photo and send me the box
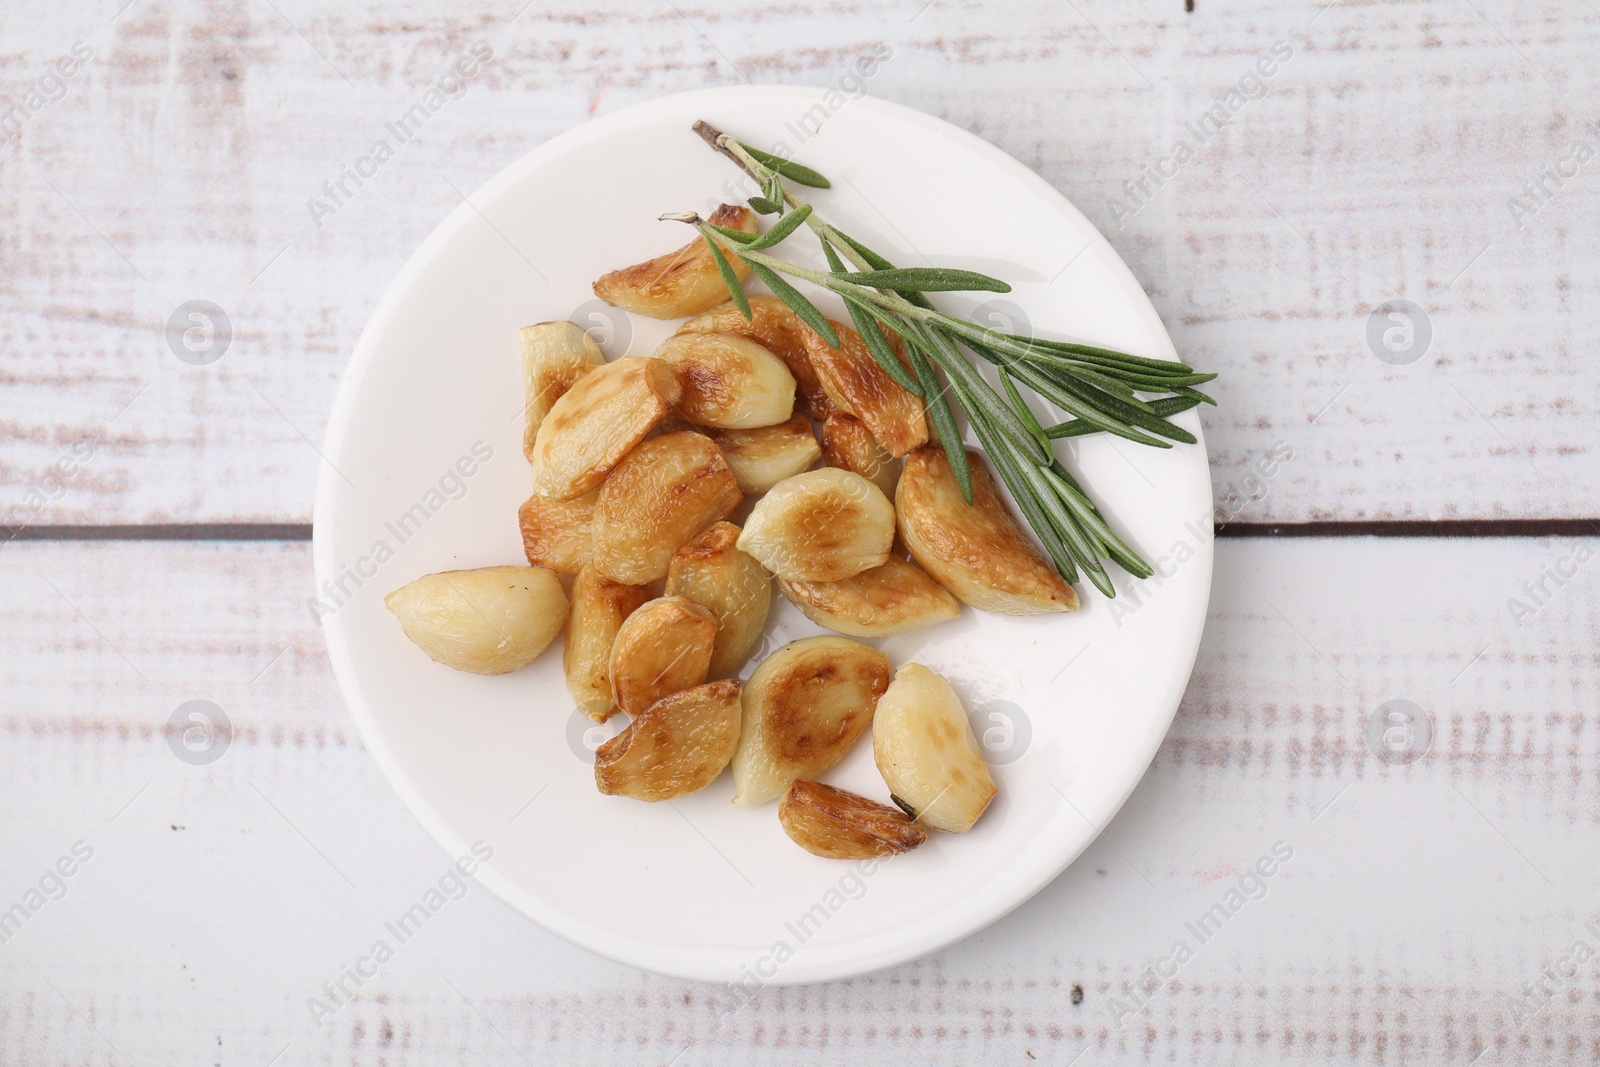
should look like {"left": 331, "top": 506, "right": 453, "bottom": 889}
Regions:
{"left": 591, "top": 431, "right": 742, "bottom": 586}
{"left": 518, "top": 488, "right": 598, "bottom": 574}
{"left": 800, "top": 318, "right": 927, "bottom": 457}
{"left": 665, "top": 522, "right": 772, "bottom": 680}
{"left": 897, "top": 447, "right": 1078, "bottom": 615}
{"left": 731, "top": 636, "right": 890, "bottom": 805}
{"left": 528, "top": 357, "right": 682, "bottom": 501}
{"left": 872, "top": 663, "right": 996, "bottom": 833}
{"left": 650, "top": 332, "right": 797, "bottom": 429}
{"left": 595, "top": 679, "right": 743, "bottom": 801}
{"left": 593, "top": 204, "right": 758, "bottom": 319}
{"left": 519, "top": 321, "right": 605, "bottom": 460}
{"left": 607, "top": 595, "right": 718, "bottom": 717}
{"left": 385, "top": 565, "right": 567, "bottom": 675}
{"left": 737, "top": 467, "right": 894, "bottom": 582}
{"left": 706, "top": 414, "right": 821, "bottom": 494}
{"left": 819, "top": 412, "right": 899, "bottom": 500}
{"left": 778, "top": 780, "right": 927, "bottom": 859}
{"left": 564, "top": 564, "right": 652, "bottom": 722}
{"left": 778, "top": 556, "right": 960, "bottom": 638}
{"left": 677, "top": 294, "right": 837, "bottom": 418}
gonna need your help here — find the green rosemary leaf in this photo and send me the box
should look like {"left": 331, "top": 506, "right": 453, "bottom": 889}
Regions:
{"left": 1006, "top": 361, "right": 1172, "bottom": 449}
{"left": 765, "top": 174, "right": 784, "bottom": 214}
{"left": 704, "top": 236, "right": 752, "bottom": 321}
{"left": 1113, "top": 371, "right": 1219, "bottom": 390}
{"left": 924, "top": 327, "right": 1048, "bottom": 464}
{"left": 972, "top": 415, "right": 1077, "bottom": 581}
{"left": 819, "top": 237, "right": 848, "bottom": 273}
{"left": 741, "top": 204, "right": 813, "bottom": 251}
{"left": 1169, "top": 386, "right": 1217, "bottom": 407}
{"left": 1045, "top": 398, "right": 1199, "bottom": 445}
{"left": 1033, "top": 366, "right": 1196, "bottom": 443}
{"left": 708, "top": 223, "right": 760, "bottom": 244}
{"left": 1057, "top": 366, "right": 1157, "bottom": 412}
{"left": 746, "top": 261, "right": 838, "bottom": 347}
{"left": 1044, "top": 464, "right": 1153, "bottom": 579}
{"left": 898, "top": 323, "right": 972, "bottom": 504}
{"left": 989, "top": 422, "right": 1111, "bottom": 593}
{"left": 837, "top": 289, "right": 934, "bottom": 392}
{"left": 839, "top": 295, "right": 923, "bottom": 395}
{"left": 828, "top": 230, "right": 935, "bottom": 309}
{"left": 998, "top": 365, "right": 1052, "bottom": 456}
{"left": 737, "top": 142, "right": 833, "bottom": 188}
{"left": 1003, "top": 336, "right": 1195, "bottom": 375}
{"left": 747, "top": 196, "right": 781, "bottom": 216}
{"left": 842, "top": 267, "right": 1011, "bottom": 293}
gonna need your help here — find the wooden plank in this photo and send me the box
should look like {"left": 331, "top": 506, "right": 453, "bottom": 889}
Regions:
{"left": 1, "top": 536, "right": 1596, "bottom": 1063}
{"left": 0, "top": 2, "right": 1597, "bottom": 526}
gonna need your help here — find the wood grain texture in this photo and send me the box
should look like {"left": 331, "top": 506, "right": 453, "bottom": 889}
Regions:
{"left": 2, "top": 536, "right": 1598, "bottom": 1064}
{"left": 1, "top": 1, "right": 1597, "bottom": 526}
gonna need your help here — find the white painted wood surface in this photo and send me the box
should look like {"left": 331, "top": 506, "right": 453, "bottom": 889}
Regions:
{"left": 5, "top": 1, "right": 1600, "bottom": 1064}
{"left": 3, "top": 537, "right": 1597, "bottom": 1064}
{"left": 1, "top": 0, "right": 1597, "bottom": 525}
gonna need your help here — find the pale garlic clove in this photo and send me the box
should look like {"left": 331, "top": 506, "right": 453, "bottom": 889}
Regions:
{"left": 664, "top": 522, "right": 772, "bottom": 680}
{"left": 591, "top": 431, "right": 742, "bottom": 585}
{"left": 736, "top": 467, "right": 894, "bottom": 582}
{"left": 528, "top": 357, "right": 682, "bottom": 501}
{"left": 564, "top": 564, "right": 653, "bottom": 722}
{"left": 819, "top": 413, "right": 899, "bottom": 500}
{"left": 706, "top": 414, "right": 821, "bottom": 494}
{"left": 872, "top": 663, "right": 996, "bottom": 834}
{"left": 594, "top": 679, "right": 743, "bottom": 801}
{"left": 778, "top": 556, "right": 960, "bottom": 638}
{"left": 592, "top": 204, "right": 758, "bottom": 319}
{"left": 677, "top": 294, "right": 837, "bottom": 418}
{"left": 519, "top": 321, "right": 606, "bottom": 460}
{"left": 778, "top": 780, "right": 927, "bottom": 859}
{"left": 800, "top": 318, "right": 927, "bottom": 457}
{"left": 897, "top": 447, "right": 1078, "bottom": 615}
{"left": 607, "top": 595, "right": 718, "bottom": 717}
{"left": 650, "top": 332, "right": 797, "bottom": 429}
{"left": 518, "top": 488, "right": 598, "bottom": 574}
{"left": 385, "top": 565, "right": 567, "bottom": 675}
{"left": 731, "top": 636, "right": 890, "bottom": 806}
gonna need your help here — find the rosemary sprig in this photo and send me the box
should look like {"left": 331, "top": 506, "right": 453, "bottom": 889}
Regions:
{"left": 674, "top": 122, "right": 1216, "bottom": 597}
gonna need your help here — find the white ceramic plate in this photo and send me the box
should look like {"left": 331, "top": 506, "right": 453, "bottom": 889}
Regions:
{"left": 315, "top": 86, "right": 1212, "bottom": 985}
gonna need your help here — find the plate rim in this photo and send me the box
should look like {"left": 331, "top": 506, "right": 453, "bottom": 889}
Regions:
{"left": 313, "top": 83, "right": 1213, "bottom": 985}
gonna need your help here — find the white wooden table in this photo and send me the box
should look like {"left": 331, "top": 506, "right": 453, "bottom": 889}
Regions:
{"left": 3, "top": 1, "right": 1597, "bottom": 1063}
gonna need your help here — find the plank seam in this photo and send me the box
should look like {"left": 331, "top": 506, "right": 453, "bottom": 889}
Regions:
{"left": 4, "top": 520, "right": 1600, "bottom": 542}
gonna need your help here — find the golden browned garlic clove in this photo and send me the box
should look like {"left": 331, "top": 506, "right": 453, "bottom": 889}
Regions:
{"left": 593, "top": 204, "right": 759, "bottom": 319}
{"left": 608, "top": 595, "right": 718, "bottom": 717}
{"left": 820, "top": 413, "right": 899, "bottom": 500}
{"left": 778, "top": 556, "right": 960, "bottom": 638}
{"left": 800, "top": 318, "right": 927, "bottom": 457}
{"left": 564, "top": 564, "right": 653, "bottom": 722}
{"left": 519, "top": 321, "right": 606, "bottom": 460}
{"left": 736, "top": 467, "right": 894, "bottom": 582}
{"left": 872, "top": 663, "right": 996, "bottom": 833}
{"left": 528, "top": 357, "right": 683, "bottom": 501}
{"left": 385, "top": 565, "right": 567, "bottom": 675}
{"left": 665, "top": 522, "right": 772, "bottom": 680}
{"left": 897, "top": 447, "right": 1078, "bottom": 615}
{"left": 706, "top": 414, "right": 822, "bottom": 494}
{"left": 778, "top": 780, "right": 927, "bottom": 859}
{"left": 518, "top": 488, "right": 598, "bottom": 574}
{"left": 650, "top": 332, "right": 797, "bottom": 429}
{"left": 731, "top": 636, "right": 891, "bottom": 805}
{"left": 594, "top": 679, "right": 743, "bottom": 801}
{"left": 678, "top": 294, "right": 837, "bottom": 418}
{"left": 591, "top": 431, "right": 742, "bottom": 585}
